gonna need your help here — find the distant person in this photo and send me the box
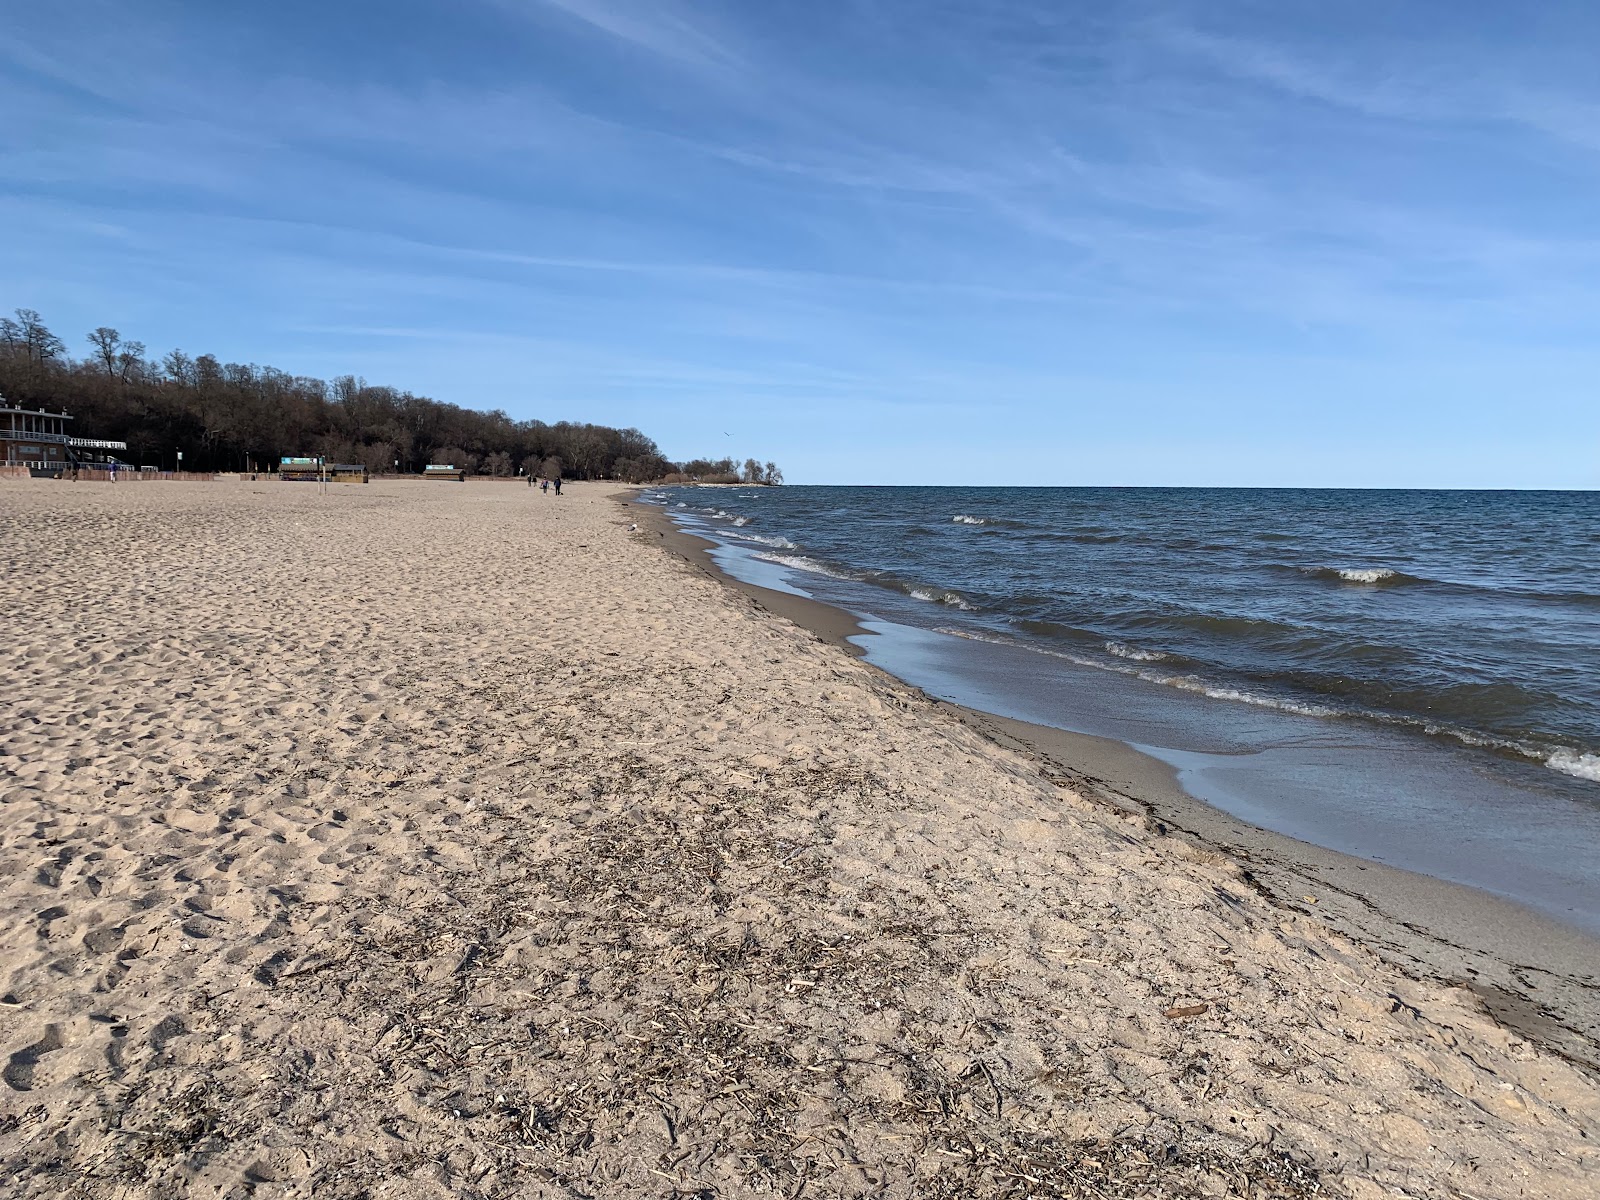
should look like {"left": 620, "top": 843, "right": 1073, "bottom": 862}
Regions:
{"left": 553, "top": 478, "right": 562, "bottom": 495}
{"left": 540, "top": 478, "right": 549, "bottom": 494}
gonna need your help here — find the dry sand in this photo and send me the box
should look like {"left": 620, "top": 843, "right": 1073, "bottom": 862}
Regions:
{"left": 1, "top": 477, "right": 1597, "bottom": 1199}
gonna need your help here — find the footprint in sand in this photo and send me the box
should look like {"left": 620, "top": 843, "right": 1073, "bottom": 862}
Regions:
{"left": 4, "top": 1024, "right": 63, "bottom": 1091}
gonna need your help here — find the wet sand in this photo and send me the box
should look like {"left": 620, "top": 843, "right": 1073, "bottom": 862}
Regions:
{"left": 2, "top": 476, "right": 1598, "bottom": 1199}
{"left": 639, "top": 497, "right": 1600, "bottom": 1073}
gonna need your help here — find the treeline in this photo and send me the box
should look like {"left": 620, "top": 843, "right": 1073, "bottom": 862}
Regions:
{"left": 665, "top": 458, "right": 784, "bottom": 486}
{"left": 0, "top": 308, "right": 781, "bottom": 483}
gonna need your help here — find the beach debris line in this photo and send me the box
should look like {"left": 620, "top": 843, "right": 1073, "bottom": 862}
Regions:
{"left": 234, "top": 738, "right": 1324, "bottom": 1199}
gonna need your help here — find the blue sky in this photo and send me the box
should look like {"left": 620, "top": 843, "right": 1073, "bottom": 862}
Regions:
{"left": 4, "top": 0, "right": 1598, "bottom": 485}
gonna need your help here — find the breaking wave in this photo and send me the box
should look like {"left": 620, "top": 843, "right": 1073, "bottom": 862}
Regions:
{"left": 909, "top": 587, "right": 977, "bottom": 611}
{"left": 951, "top": 514, "right": 1029, "bottom": 529}
{"left": 1548, "top": 749, "right": 1600, "bottom": 783}
{"left": 1105, "top": 641, "right": 1167, "bottom": 662}
{"left": 726, "top": 531, "right": 798, "bottom": 550}
{"left": 935, "top": 628, "right": 1335, "bottom": 717}
{"left": 1305, "top": 566, "right": 1422, "bottom": 586}
{"left": 752, "top": 552, "right": 860, "bottom": 582}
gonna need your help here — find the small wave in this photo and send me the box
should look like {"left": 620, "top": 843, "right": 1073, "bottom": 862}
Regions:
{"left": 753, "top": 552, "right": 859, "bottom": 581}
{"left": 723, "top": 530, "right": 798, "bottom": 550}
{"left": 951, "top": 514, "right": 1029, "bottom": 529}
{"left": 909, "top": 587, "right": 977, "bottom": 611}
{"left": 936, "top": 631, "right": 1600, "bottom": 785}
{"left": 1547, "top": 749, "right": 1600, "bottom": 782}
{"left": 936, "top": 627, "right": 1336, "bottom": 716}
{"left": 1305, "top": 566, "right": 1422, "bottom": 587}
{"left": 1106, "top": 641, "right": 1167, "bottom": 663}
{"left": 1156, "top": 677, "right": 1338, "bottom": 718}
{"left": 732, "top": 515, "right": 751, "bottom": 526}
{"left": 1027, "top": 531, "right": 1124, "bottom": 545}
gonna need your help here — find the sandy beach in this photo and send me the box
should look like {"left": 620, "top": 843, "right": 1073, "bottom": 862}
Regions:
{"left": 3, "top": 477, "right": 1598, "bottom": 1199}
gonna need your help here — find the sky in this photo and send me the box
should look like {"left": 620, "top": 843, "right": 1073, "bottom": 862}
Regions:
{"left": 3, "top": 0, "right": 1598, "bottom": 486}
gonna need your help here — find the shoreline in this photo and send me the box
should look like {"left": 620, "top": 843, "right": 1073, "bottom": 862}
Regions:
{"left": 6, "top": 476, "right": 1599, "bottom": 1198}
{"left": 626, "top": 490, "right": 1600, "bottom": 1072}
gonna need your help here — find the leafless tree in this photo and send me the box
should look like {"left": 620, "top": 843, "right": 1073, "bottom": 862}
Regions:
{"left": 117, "top": 341, "right": 145, "bottom": 383}
{"left": 87, "top": 327, "right": 123, "bottom": 376}
{"left": 1, "top": 309, "right": 65, "bottom": 367}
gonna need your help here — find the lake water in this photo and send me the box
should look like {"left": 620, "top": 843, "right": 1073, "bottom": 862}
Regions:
{"left": 645, "top": 485, "right": 1600, "bottom": 932}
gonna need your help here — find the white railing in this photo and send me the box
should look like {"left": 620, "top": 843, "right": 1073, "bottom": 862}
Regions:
{"left": 2, "top": 430, "right": 68, "bottom": 444}
{"left": 69, "top": 437, "right": 128, "bottom": 450}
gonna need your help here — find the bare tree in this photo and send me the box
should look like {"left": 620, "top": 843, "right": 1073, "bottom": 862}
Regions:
{"left": 87, "top": 327, "right": 122, "bottom": 376}
{"left": 163, "top": 348, "right": 195, "bottom": 387}
{"left": 764, "top": 461, "right": 783, "bottom": 485}
{"left": 117, "top": 340, "right": 145, "bottom": 383}
{"left": 1, "top": 309, "right": 65, "bottom": 367}
{"left": 356, "top": 440, "right": 396, "bottom": 475}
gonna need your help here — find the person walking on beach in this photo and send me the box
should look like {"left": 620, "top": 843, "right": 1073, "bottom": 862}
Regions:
{"left": 540, "top": 477, "right": 549, "bottom": 494}
{"left": 553, "top": 477, "right": 562, "bottom": 495}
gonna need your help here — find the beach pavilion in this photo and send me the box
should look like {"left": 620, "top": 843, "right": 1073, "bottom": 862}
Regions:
{"left": 0, "top": 395, "right": 128, "bottom": 473}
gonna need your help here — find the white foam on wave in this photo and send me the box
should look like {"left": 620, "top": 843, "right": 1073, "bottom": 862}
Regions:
{"left": 1106, "top": 641, "right": 1167, "bottom": 662}
{"left": 1547, "top": 749, "right": 1600, "bottom": 782}
{"left": 732, "top": 515, "right": 752, "bottom": 526}
{"left": 934, "top": 628, "right": 1335, "bottom": 716}
{"left": 754, "top": 552, "right": 857, "bottom": 581}
{"left": 936, "top": 633, "right": 1600, "bottom": 784}
{"left": 1335, "top": 567, "right": 1397, "bottom": 584}
{"left": 1157, "top": 676, "right": 1338, "bottom": 718}
{"left": 727, "top": 531, "right": 798, "bottom": 550}
{"left": 951, "top": 514, "right": 990, "bottom": 525}
{"left": 910, "top": 588, "right": 976, "bottom": 611}
{"left": 1388, "top": 719, "right": 1600, "bottom": 784}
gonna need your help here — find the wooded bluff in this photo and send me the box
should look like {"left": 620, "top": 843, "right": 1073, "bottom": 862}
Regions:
{"left": 0, "top": 307, "right": 779, "bottom": 483}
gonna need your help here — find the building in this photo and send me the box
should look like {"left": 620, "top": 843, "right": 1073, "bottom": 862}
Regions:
{"left": 0, "top": 395, "right": 128, "bottom": 472}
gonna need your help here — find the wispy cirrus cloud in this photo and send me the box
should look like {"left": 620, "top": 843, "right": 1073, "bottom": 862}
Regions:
{"left": 1151, "top": 15, "right": 1600, "bottom": 155}
{"left": 500, "top": 0, "right": 738, "bottom": 67}
{"left": 6, "top": 0, "right": 1600, "bottom": 482}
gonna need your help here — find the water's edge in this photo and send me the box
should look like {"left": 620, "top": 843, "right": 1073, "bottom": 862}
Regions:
{"left": 622, "top": 490, "right": 1600, "bottom": 1071}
